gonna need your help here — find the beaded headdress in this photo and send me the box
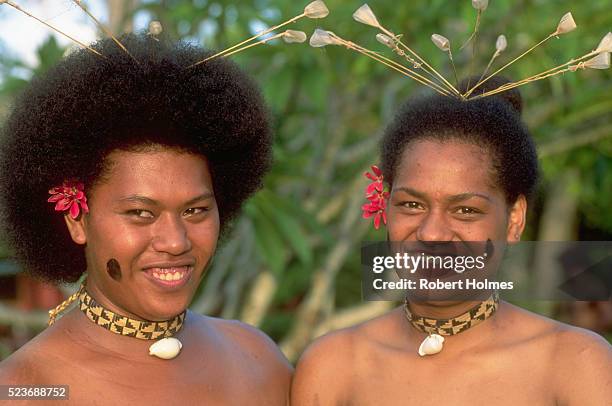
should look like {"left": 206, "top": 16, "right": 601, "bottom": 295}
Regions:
{"left": 1, "top": 1, "right": 329, "bottom": 65}
{"left": 309, "top": 1, "right": 610, "bottom": 100}
{"left": 306, "top": 2, "right": 611, "bottom": 228}
{"left": 1, "top": 0, "right": 330, "bottom": 217}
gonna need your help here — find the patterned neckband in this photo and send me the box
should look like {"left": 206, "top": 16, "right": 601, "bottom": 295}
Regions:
{"left": 78, "top": 287, "right": 185, "bottom": 340}
{"left": 404, "top": 291, "right": 499, "bottom": 336}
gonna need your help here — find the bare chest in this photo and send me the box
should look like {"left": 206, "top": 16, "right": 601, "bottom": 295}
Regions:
{"left": 32, "top": 347, "right": 274, "bottom": 405}
{"left": 346, "top": 346, "right": 555, "bottom": 406}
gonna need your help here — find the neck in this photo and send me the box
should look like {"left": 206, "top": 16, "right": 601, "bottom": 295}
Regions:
{"left": 86, "top": 281, "right": 150, "bottom": 322}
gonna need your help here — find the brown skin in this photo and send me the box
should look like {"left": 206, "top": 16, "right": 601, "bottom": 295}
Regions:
{"left": 291, "top": 140, "right": 612, "bottom": 406}
{"left": 0, "top": 148, "right": 292, "bottom": 405}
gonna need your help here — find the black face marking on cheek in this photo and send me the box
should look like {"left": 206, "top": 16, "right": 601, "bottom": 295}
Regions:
{"left": 106, "top": 258, "right": 122, "bottom": 281}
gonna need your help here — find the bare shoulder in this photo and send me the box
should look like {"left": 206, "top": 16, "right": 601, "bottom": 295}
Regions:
{"left": 207, "top": 315, "right": 290, "bottom": 366}
{"left": 296, "top": 308, "right": 400, "bottom": 367}
{"left": 553, "top": 319, "right": 612, "bottom": 404}
{"left": 292, "top": 309, "right": 400, "bottom": 406}
{"left": 551, "top": 315, "right": 612, "bottom": 374}
{"left": 500, "top": 303, "right": 612, "bottom": 404}
{"left": 501, "top": 302, "right": 611, "bottom": 351}
{"left": 190, "top": 311, "right": 292, "bottom": 377}
{"left": 0, "top": 332, "right": 55, "bottom": 384}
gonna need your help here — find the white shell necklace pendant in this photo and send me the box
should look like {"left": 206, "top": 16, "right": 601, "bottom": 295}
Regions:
{"left": 149, "top": 337, "right": 183, "bottom": 360}
{"left": 418, "top": 334, "right": 445, "bottom": 356}
{"left": 405, "top": 293, "right": 500, "bottom": 358}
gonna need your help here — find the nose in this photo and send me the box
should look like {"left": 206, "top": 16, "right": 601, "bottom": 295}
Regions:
{"left": 416, "top": 210, "right": 454, "bottom": 242}
{"left": 151, "top": 213, "right": 192, "bottom": 255}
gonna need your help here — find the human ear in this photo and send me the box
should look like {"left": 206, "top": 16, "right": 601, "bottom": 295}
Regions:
{"left": 506, "top": 195, "right": 527, "bottom": 244}
{"left": 63, "top": 214, "right": 87, "bottom": 245}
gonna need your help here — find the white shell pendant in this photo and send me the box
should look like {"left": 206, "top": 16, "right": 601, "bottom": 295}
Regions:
{"left": 418, "top": 334, "right": 445, "bottom": 356}
{"left": 149, "top": 337, "right": 183, "bottom": 360}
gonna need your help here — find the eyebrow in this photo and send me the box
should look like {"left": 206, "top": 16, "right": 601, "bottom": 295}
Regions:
{"left": 393, "top": 187, "right": 492, "bottom": 203}
{"left": 118, "top": 192, "right": 214, "bottom": 206}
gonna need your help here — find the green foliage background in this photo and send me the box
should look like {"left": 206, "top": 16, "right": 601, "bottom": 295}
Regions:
{"left": 0, "top": 0, "right": 610, "bottom": 358}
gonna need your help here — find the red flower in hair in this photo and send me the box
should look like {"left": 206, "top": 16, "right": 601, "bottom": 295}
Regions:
{"left": 362, "top": 165, "right": 388, "bottom": 229}
{"left": 48, "top": 181, "right": 89, "bottom": 219}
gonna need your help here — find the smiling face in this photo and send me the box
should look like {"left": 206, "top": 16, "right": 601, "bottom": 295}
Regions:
{"left": 387, "top": 139, "right": 526, "bottom": 244}
{"left": 65, "top": 147, "right": 220, "bottom": 321}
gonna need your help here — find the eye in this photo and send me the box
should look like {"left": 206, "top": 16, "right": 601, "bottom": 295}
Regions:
{"left": 453, "top": 206, "right": 482, "bottom": 216}
{"left": 402, "top": 201, "right": 425, "bottom": 210}
{"left": 183, "top": 207, "right": 209, "bottom": 217}
{"left": 127, "top": 209, "right": 155, "bottom": 219}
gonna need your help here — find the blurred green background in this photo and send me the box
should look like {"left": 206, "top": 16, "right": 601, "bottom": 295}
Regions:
{"left": 0, "top": 0, "right": 611, "bottom": 361}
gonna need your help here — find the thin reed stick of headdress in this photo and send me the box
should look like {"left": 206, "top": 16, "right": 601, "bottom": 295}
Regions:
{"left": 478, "top": 35, "right": 507, "bottom": 83}
{"left": 351, "top": 4, "right": 462, "bottom": 97}
{"left": 465, "top": 34, "right": 553, "bottom": 98}
{"left": 524, "top": 33, "right": 611, "bottom": 80}
{"left": 310, "top": 30, "right": 452, "bottom": 97}
{"left": 463, "top": 1, "right": 489, "bottom": 89}
{"left": 497, "top": 51, "right": 601, "bottom": 89}
{"left": 461, "top": 0, "right": 488, "bottom": 50}
{"left": 220, "top": 32, "right": 285, "bottom": 59}
{"left": 1, "top": 0, "right": 105, "bottom": 58}
{"left": 461, "top": 10, "right": 482, "bottom": 51}
{"left": 374, "top": 34, "right": 456, "bottom": 96}
{"left": 333, "top": 32, "right": 454, "bottom": 97}
{"left": 465, "top": 12, "right": 577, "bottom": 98}
{"left": 471, "top": 50, "right": 610, "bottom": 100}
{"left": 431, "top": 34, "right": 459, "bottom": 88}
{"left": 187, "top": 0, "right": 328, "bottom": 68}
{"left": 393, "top": 36, "right": 461, "bottom": 97}
{"left": 71, "top": 0, "right": 139, "bottom": 64}
{"left": 188, "top": 18, "right": 301, "bottom": 68}
{"left": 375, "top": 33, "right": 457, "bottom": 96}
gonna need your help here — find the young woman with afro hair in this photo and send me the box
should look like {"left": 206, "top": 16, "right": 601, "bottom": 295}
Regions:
{"left": 0, "top": 34, "right": 292, "bottom": 404}
{"left": 292, "top": 77, "right": 612, "bottom": 405}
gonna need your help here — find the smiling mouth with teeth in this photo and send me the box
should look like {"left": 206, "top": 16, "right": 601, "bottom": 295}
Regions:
{"left": 148, "top": 266, "right": 191, "bottom": 282}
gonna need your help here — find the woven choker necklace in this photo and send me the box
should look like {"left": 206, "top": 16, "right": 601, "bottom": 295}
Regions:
{"left": 78, "top": 286, "right": 186, "bottom": 360}
{"left": 403, "top": 292, "right": 499, "bottom": 356}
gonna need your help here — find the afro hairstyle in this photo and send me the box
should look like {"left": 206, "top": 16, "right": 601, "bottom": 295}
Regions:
{"left": 0, "top": 34, "right": 272, "bottom": 283}
{"left": 381, "top": 76, "right": 539, "bottom": 205}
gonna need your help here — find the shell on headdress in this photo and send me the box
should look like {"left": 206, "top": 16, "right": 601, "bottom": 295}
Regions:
{"left": 283, "top": 30, "right": 308, "bottom": 44}
{"left": 496, "top": 35, "right": 508, "bottom": 52}
{"left": 595, "top": 32, "right": 612, "bottom": 53}
{"left": 149, "top": 337, "right": 183, "bottom": 360}
{"left": 472, "top": 0, "right": 489, "bottom": 11}
{"left": 555, "top": 12, "right": 577, "bottom": 35}
{"left": 583, "top": 53, "right": 610, "bottom": 70}
{"left": 353, "top": 4, "right": 381, "bottom": 28}
{"left": 431, "top": 34, "right": 450, "bottom": 52}
{"left": 304, "top": 0, "right": 329, "bottom": 19}
{"left": 148, "top": 21, "right": 163, "bottom": 36}
{"left": 376, "top": 33, "right": 394, "bottom": 48}
{"left": 310, "top": 29, "right": 341, "bottom": 48}
{"left": 418, "top": 334, "right": 445, "bottom": 356}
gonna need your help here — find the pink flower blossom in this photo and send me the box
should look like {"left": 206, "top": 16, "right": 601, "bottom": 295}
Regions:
{"left": 48, "top": 181, "right": 89, "bottom": 219}
{"left": 362, "top": 165, "right": 388, "bottom": 230}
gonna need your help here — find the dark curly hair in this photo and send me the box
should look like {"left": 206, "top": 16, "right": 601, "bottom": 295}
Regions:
{"left": 381, "top": 76, "right": 539, "bottom": 205}
{"left": 0, "top": 34, "right": 272, "bottom": 283}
